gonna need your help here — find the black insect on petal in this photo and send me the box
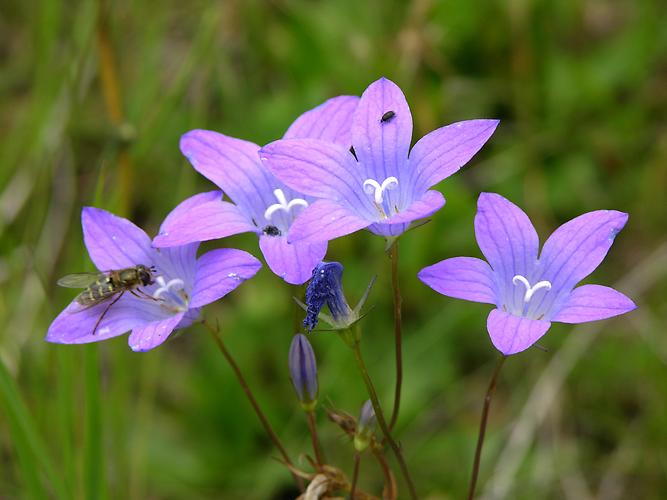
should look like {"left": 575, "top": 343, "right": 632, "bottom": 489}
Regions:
{"left": 262, "top": 225, "right": 282, "bottom": 237}
{"left": 380, "top": 110, "right": 396, "bottom": 123}
{"left": 349, "top": 146, "right": 358, "bottom": 160}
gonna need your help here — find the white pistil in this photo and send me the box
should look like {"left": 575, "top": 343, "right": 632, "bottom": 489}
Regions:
{"left": 512, "top": 275, "right": 552, "bottom": 303}
{"left": 264, "top": 188, "right": 308, "bottom": 221}
{"left": 363, "top": 177, "right": 399, "bottom": 205}
{"left": 152, "top": 276, "right": 185, "bottom": 300}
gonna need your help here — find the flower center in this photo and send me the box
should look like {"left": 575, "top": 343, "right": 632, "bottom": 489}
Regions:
{"left": 152, "top": 276, "right": 189, "bottom": 313}
{"left": 363, "top": 177, "right": 399, "bottom": 205}
{"left": 264, "top": 188, "right": 308, "bottom": 222}
{"left": 512, "top": 275, "right": 552, "bottom": 303}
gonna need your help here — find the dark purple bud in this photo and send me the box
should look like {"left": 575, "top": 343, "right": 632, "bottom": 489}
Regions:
{"left": 288, "top": 334, "right": 318, "bottom": 410}
{"left": 303, "top": 262, "right": 353, "bottom": 332}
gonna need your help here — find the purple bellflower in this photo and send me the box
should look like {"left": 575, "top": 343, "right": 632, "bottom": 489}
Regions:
{"left": 258, "top": 77, "right": 499, "bottom": 242}
{"left": 47, "top": 208, "right": 261, "bottom": 352}
{"left": 300, "top": 262, "right": 374, "bottom": 333}
{"left": 288, "top": 333, "right": 318, "bottom": 410}
{"left": 418, "top": 193, "right": 636, "bottom": 355}
{"left": 152, "top": 96, "right": 359, "bottom": 285}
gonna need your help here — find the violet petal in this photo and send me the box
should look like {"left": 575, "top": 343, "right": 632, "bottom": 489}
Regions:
{"left": 487, "top": 308, "right": 551, "bottom": 355}
{"left": 82, "top": 207, "right": 153, "bottom": 271}
{"left": 351, "top": 77, "right": 413, "bottom": 182}
{"left": 539, "top": 210, "right": 628, "bottom": 295}
{"left": 410, "top": 119, "right": 499, "bottom": 192}
{"left": 283, "top": 95, "right": 359, "bottom": 146}
{"left": 128, "top": 312, "right": 186, "bottom": 352}
{"left": 180, "top": 130, "right": 276, "bottom": 217}
{"left": 552, "top": 284, "right": 636, "bottom": 323}
{"left": 286, "top": 199, "right": 370, "bottom": 244}
{"left": 418, "top": 257, "right": 497, "bottom": 305}
{"left": 381, "top": 190, "right": 445, "bottom": 225}
{"left": 259, "top": 235, "right": 327, "bottom": 285}
{"left": 190, "top": 248, "right": 262, "bottom": 308}
{"left": 153, "top": 191, "right": 256, "bottom": 247}
{"left": 260, "top": 138, "right": 373, "bottom": 216}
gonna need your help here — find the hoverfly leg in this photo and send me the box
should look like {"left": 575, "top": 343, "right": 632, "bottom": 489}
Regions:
{"left": 92, "top": 291, "right": 124, "bottom": 336}
{"left": 135, "top": 288, "right": 162, "bottom": 302}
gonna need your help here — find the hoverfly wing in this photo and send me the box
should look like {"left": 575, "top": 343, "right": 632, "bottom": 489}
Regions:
{"left": 57, "top": 272, "right": 107, "bottom": 288}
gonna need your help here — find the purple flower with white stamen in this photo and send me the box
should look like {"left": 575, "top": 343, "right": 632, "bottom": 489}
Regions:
{"left": 418, "top": 193, "right": 636, "bottom": 356}
{"left": 152, "top": 96, "right": 359, "bottom": 284}
{"left": 47, "top": 207, "right": 261, "bottom": 352}
{"left": 258, "top": 77, "right": 499, "bottom": 242}
{"left": 288, "top": 333, "right": 318, "bottom": 410}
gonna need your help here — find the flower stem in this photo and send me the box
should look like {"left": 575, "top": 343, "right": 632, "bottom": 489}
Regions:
{"left": 350, "top": 338, "right": 418, "bottom": 500}
{"left": 388, "top": 241, "right": 403, "bottom": 431}
{"left": 350, "top": 452, "right": 361, "bottom": 499}
{"left": 306, "top": 410, "right": 325, "bottom": 467}
{"left": 467, "top": 355, "right": 506, "bottom": 500}
{"left": 202, "top": 320, "right": 304, "bottom": 491}
{"left": 372, "top": 449, "right": 397, "bottom": 500}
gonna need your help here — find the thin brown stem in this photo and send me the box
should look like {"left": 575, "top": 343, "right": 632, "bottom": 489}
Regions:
{"left": 372, "top": 449, "right": 397, "bottom": 500}
{"left": 203, "top": 320, "right": 304, "bottom": 491}
{"left": 350, "top": 452, "right": 361, "bottom": 499}
{"left": 467, "top": 355, "right": 507, "bottom": 500}
{"left": 306, "top": 410, "right": 325, "bottom": 467}
{"left": 351, "top": 340, "right": 418, "bottom": 500}
{"left": 388, "top": 241, "right": 403, "bottom": 432}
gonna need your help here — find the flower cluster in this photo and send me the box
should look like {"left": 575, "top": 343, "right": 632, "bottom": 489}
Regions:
{"left": 45, "top": 76, "right": 637, "bottom": 500}
{"left": 47, "top": 76, "right": 635, "bottom": 356}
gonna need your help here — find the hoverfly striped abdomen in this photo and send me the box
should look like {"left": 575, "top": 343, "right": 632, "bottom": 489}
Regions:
{"left": 76, "top": 276, "right": 117, "bottom": 306}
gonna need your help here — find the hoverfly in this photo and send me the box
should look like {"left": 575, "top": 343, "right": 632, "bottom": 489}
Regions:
{"left": 57, "top": 264, "right": 157, "bottom": 335}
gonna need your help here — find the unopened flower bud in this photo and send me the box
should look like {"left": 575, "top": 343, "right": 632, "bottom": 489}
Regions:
{"left": 354, "top": 400, "right": 377, "bottom": 452}
{"left": 288, "top": 334, "right": 318, "bottom": 411}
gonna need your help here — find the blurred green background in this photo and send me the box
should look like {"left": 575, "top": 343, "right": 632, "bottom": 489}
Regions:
{"left": 1, "top": 0, "right": 666, "bottom": 498}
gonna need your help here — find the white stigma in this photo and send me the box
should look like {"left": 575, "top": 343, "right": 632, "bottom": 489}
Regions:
{"left": 153, "top": 276, "right": 186, "bottom": 300}
{"left": 264, "top": 188, "right": 308, "bottom": 221}
{"left": 363, "top": 177, "right": 399, "bottom": 205}
{"left": 512, "top": 275, "right": 552, "bottom": 303}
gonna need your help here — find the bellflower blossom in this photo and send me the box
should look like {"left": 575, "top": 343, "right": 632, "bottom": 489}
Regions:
{"left": 301, "top": 262, "right": 374, "bottom": 332}
{"left": 418, "top": 193, "right": 636, "bottom": 355}
{"left": 47, "top": 208, "right": 261, "bottom": 351}
{"left": 258, "top": 77, "right": 499, "bottom": 242}
{"left": 152, "top": 96, "right": 359, "bottom": 284}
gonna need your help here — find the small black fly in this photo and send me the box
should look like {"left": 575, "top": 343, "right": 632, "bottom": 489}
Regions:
{"left": 349, "top": 146, "right": 358, "bottom": 160}
{"left": 262, "top": 225, "right": 282, "bottom": 237}
{"left": 380, "top": 110, "right": 396, "bottom": 123}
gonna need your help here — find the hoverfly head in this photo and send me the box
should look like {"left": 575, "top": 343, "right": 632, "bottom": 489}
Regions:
{"left": 138, "top": 265, "right": 155, "bottom": 286}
